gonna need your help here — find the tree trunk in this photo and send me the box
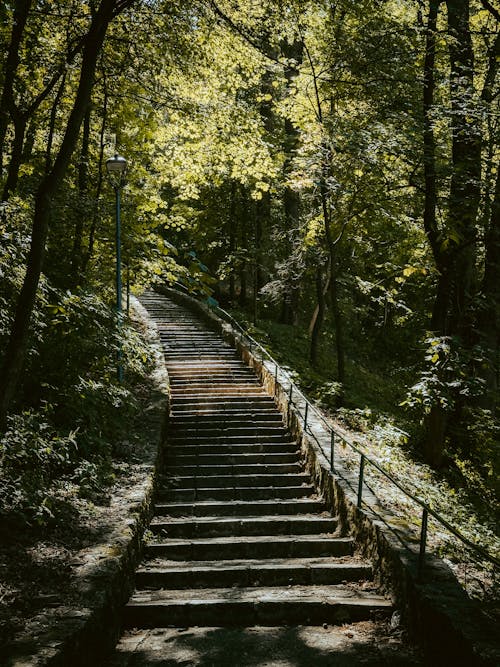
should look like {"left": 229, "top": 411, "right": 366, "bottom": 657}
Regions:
{"left": 45, "top": 73, "right": 67, "bottom": 171}
{"left": 0, "top": 0, "right": 32, "bottom": 173}
{"left": 280, "top": 38, "right": 303, "bottom": 325}
{"left": 422, "top": 0, "right": 442, "bottom": 269}
{"left": 478, "top": 166, "right": 500, "bottom": 407}
{"left": 308, "top": 267, "right": 330, "bottom": 336}
{"left": 0, "top": 0, "right": 129, "bottom": 429}
{"left": 422, "top": 0, "right": 482, "bottom": 463}
{"left": 330, "top": 269, "right": 345, "bottom": 385}
{"left": 310, "top": 266, "right": 326, "bottom": 366}
{"left": 82, "top": 80, "right": 108, "bottom": 275}
{"left": 445, "top": 0, "right": 481, "bottom": 337}
{"left": 71, "top": 104, "right": 91, "bottom": 286}
{"left": 2, "top": 108, "right": 27, "bottom": 199}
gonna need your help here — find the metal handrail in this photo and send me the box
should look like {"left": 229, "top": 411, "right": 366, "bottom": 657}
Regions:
{"left": 169, "top": 283, "right": 500, "bottom": 574}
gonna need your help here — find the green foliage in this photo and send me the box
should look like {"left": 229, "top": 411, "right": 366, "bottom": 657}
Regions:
{"left": 0, "top": 271, "right": 154, "bottom": 526}
{"left": 0, "top": 408, "right": 78, "bottom": 526}
{"left": 450, "top": 408, "right": 500, "bottom": 504}
{"left": 402, "top": 337, "right": 487, "bottom": 416}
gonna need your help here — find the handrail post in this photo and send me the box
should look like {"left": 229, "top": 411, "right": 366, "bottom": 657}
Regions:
{"left": 304, "top": 402, "right": 309, "bottom": 431}
{"left": 330, "top": 431, "right": 335, "bottom": 473}
{"left": 274, "top": 363, "right": 278, "bottom": 397}
{"left": 357, "top": 454, "right": 365, "bottom": 508}
{"left": 418, "top": 508, "right": 429, "bottom": 578}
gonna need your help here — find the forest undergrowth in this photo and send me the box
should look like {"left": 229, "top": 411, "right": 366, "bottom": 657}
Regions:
{"left": 0, "top": 296, "right": 158, "bottom": 652}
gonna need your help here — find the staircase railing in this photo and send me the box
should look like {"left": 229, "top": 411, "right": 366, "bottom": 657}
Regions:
{"left": 168, "top": 283, "right": 500, "bottom": 581}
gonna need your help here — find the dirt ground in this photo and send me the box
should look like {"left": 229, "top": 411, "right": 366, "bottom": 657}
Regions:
{"left": 104, "top": 622, "right": 424, "bottom": 666}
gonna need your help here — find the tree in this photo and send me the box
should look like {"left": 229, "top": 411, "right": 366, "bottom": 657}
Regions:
{"left": 0, "top": 0, "right": 135, "bottom": 428}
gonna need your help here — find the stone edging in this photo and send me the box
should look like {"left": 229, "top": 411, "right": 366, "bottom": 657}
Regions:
{"left": 6, "top": 296, "right": 170, "bottom": 667}
{"left": 158, "top": 285, "right": 499, "bottom": 667}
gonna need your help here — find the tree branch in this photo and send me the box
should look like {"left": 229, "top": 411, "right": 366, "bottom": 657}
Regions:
{"left": 480, "top": 0, "right": 500, "bottom": 23}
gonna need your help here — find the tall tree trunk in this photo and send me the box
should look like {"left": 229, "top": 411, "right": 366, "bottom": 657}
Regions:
{"left": 0, "top": 0, "right": 130, "bottom": 429}
{"left": 478, "top": 167, "right": 500, "bottom": 407}
{"left": 0, "top": 0, "right": 32, "bottom": 173}
{"left": 310, "top": 265, "right": 326, "bottom": 366}
{"left": 2, "top": 108, "right": 27, "bottom": 199}
{"left": 445, "top": 0, "right": 481, "bottom": 336}
{"left": 71, "top": 104, "right": 92, "bottom": 286}
{"left": 45, "top": 73, "right": 67, "bottom": 171}
{"left": 280, "top": 38, "right": 303, "bottom": 325}
{"left": 423, "top": 0, "right": 482, "bottom": 466}
{"left": 308, "top": 267, "right": 330, "bottom": 335}
{"left": 82, "top": 80, "right": 108, "bottom": 275}
{"left": 330, "top": 268, "right": 345, "bottom": 385}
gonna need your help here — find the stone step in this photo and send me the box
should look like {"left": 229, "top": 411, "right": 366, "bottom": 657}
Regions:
{"left": 165, "top": 443, "right": 300, "bottom": 456}
{"left": 167, "top": 362, "right": 248, "bottom": 370}
{"left": 155, "top": 498, "right": 327, "bottom": 517}
{"left": 164, "top": 463, "right": 301, "bottom": 477}
{"left": 172, "top": 394, "right": 275, "bottom": 403}
{"left": 157, "top": 484, "right": 315, "bottom": 502}
{"left": 166, "top": 353, "right": 238, "bottom": 360}
{"left": 149, "top": 515, "right": 338, "bottom": 539}
{"left": 170, "top": 375, "right": 254, "bottom": 383}
{"left": 169, "top": 426, "right": 289, "bottom": 438}
{"left": 172, "top": 396, "right": 274, "bottom": 408}
{"left": 165, "top": 452, "right": 299, "bottom": 467}
{"left": 145, "top": 535, "right": 353, "bottom": 561}
{"left": 124, "top": 585, "right": 392, "bottom": 628}
{"left": 161, "top": 473, "right": 310, "bottom": 489}
{"left": 135, "top": 557, "right": 372, "bottom": 589}
{"left": 172, "top": 385, "right": 265, "bottom": 396}
{"left": 170, "top": 410, "right": 282, "bottom": 422}
{"left": 168, "top": 434, "right": 295, "bottom": 446}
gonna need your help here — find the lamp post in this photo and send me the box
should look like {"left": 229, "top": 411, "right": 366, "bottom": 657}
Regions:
{"left": 106, "top": 153, "right": 128, "bottom": 382}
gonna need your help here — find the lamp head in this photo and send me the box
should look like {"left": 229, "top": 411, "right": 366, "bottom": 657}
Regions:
{"left": 106, "top": 153, "right": 128, "bottom": 187}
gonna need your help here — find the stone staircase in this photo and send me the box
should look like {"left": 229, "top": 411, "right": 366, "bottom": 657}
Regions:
{"left": 123, "top": 291, "right": 392, "bottom": 631}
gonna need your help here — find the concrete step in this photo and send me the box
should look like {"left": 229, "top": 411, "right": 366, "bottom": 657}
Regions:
{"left": 145, "top": 535, "right": 354, "bottom": 561}
{"left": 171, "top": 396, "right": 274, "bottom": 408}
{"left": 161, "top": 473, "right": 310, "bottom": 489}
{"left": 164, "top": 463, "right": 302, "bottom": 477}
{"left": 135, "top": 557, "right": 372, "bottom": 589}
{"left": 172, "top": 386, "right": 266, "bottom": 396}
{"left": 169, "top": 426, "right": 290, "bottom": 438}
{"left": 164, "top": 452, "right": 299, "bottom": 467}
{"left": 157, "top": 484, "right": 315, "bottom": 502}
{"left": 168, "top": 434, "right": 296, "bottom": 446}
{"left": 124, "top": 585, "right": 391, "bottom": 628}
{"left": 170, "top": 410, "right": 282, "bottom": 422}
{"left": 165, "top": 443, "right": 300, "bottom": 456}
{"left": 154, "top": 498, "right": 328, "bottom": 517}
{"left": 170, "top": 375, "right": 255, "bottom": 383}
{"left": 149, "top": 515, "right": 338, "bottom": 538}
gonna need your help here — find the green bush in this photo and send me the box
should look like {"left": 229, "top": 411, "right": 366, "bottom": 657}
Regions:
{"left": 0, "top": 408, "right": 78, "bottom": 525}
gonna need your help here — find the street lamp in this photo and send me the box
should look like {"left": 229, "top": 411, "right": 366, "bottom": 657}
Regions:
{"left": 106, "top": 153, "right": 128, "bottom": 382}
